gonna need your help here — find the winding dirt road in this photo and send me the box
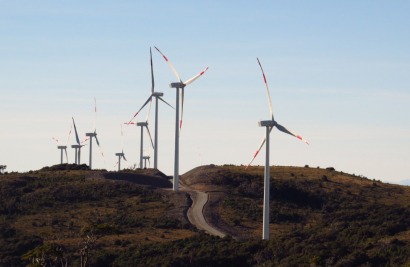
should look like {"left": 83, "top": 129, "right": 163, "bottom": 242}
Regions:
{"left": 179, "top": 181, "right": 225, "bottom": 238}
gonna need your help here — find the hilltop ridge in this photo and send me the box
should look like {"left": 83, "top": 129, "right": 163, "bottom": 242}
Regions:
{"left": 0, "top": 164, "right": 409, "bottom": 266}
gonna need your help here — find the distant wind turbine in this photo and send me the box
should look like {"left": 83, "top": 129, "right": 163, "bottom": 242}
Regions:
{"left": 142, "top": 156, "right": 150, "bottom": 169}
{"left": 126, "top": 48, "right": 173, "bottom": 170}
{"left": 115, "top": 125, "right": 127, "bottom": 171}
{"left": 136, "top": 122, "right": 153, "bottom": 169}
{"left": 155, "top": 46, "right": 208, "bottom": 192}
{"left": 86, "top": 98, "right": 103, "bottom": 169}
{"left": 71, "top": 117, "right": 87, "bottom": 165}
{"left": 247, "top": 58, "right": 309, "bottom": 241}
{"left": 52, "top": 122, "right": 72, "bottom": 164}
{"left": 115, "top": 152, "right": 127, "bottom": 171}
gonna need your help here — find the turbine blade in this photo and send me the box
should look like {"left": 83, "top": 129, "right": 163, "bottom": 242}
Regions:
{"left": 93, "top": 97, "right": 97, "bottom": 131}
{"left": 276, "top": 123, "right": 309, "bottom": 145}
{"left": 120, "top": 124, "right": 124, "bottom": 151}
{"left": 65, "top": 125, "right": 73, "bottom": 146}
{"left": 127, "top": 96, "right": 152, "bottom": 124}
{"left": 123, "top": 154, "right": 127, "bottom": 161}
{"left": 158, "top": 96, "right": 175, "bottom": 109}
{"left": 145, "top": 125, "right": 154, "bottom": 149}
{"left": 95, "top": 133, "right": 100, "bottom": 147}
{"left": 145, "top": 94, "right": 153, "bottom": 122}
{"left": 257, "top": 58, "right": 274, "bottom": 120}
{"left": 154, "top": 46, "right": 182, "bottom": 82}
{"left": 52, "top": 137, "right": 60, "bottom": 144}
{"left": 150, "top": 47, "right": 154, "bottom": 93}
{"left": 183, "top": 67, "right": 209, "bottom": 86}
{"left": 72, "top": 117, "right": 80, "bottom": 145}
{"left": 245, "top": 127, "right": 274, "bottom": 169}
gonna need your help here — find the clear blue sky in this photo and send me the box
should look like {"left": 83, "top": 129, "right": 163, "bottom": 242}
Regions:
{"left": 1, "top": 1, "right": 409, "bottom": 184}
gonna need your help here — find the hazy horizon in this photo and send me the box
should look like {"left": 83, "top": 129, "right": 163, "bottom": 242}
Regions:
{"left": 1, "top": 1, "right": 409, "bottom": 185}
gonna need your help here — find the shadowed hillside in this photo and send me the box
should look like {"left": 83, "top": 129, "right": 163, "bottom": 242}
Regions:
{"left": 1, "top": 164, "right": 409, "bottom": 266}
{"left": 0, "top": 165, "right": 192, "bottom": 266}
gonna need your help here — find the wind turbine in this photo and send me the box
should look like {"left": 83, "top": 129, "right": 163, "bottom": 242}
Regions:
{"left": 136, "top": 122, "right": 154, "bottom": 169}
{"left": 115, "top": 152, "right": 126, "bottom": 171}
{"left": 115, "top": 125, "right": 127, "bottom": 171}
{"left": 71, "top": 117, "right": 86, "bottom": 164}
{"left": 126, "top": 48, "right": 173, "bottom": 169}
{"left": 86, "top": 98, "right": 103, "bottom": 169}
{"left": 155, "top": 46, "right": 209, "bottom": 192}
{"left": 57, "top": 145, "right": 67, "bottom": 164}
{"left": 247, "top": 58, "right": 309, "bottom": 241}
{"left": 53, "top": 122, "right": 72, "bottom": 164}
{"left": 142, "top": 156, "right": 150, "bottom": 169}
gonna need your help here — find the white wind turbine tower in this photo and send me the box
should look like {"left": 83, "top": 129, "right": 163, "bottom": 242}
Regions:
{"left": 126, "top": 48, "right": 173, "bottom": 170}
{"left": 53, "top": 122, "right": 72, "bottom": 164}
{"left": 247, "top": 58, "right": 309, "bottom": 241}
{"left": 71, "top": 117, "right": 86, "bottom": 165}
{"left": 115, "top": 125, "right": 127, "bottom": 171}
{"left": 155, "top": 46, "right": 209, "bottom": 192}
{"left": 86, "top": 98, "right": 103, "bottom": 169}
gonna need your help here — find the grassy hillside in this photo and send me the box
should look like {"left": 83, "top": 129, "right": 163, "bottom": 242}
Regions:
{"left": 0, "top": 164, "right": 194, "bottom": 266}
{"left": 1, "top": 164, "right": 409, "bottom": 266}
{"left": 182, "top": 165, "right": 410, "bottom": 266}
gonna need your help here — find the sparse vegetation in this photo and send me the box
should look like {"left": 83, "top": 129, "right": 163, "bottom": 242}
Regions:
{"left": 1, "top": 164, "right": 409, "bottom": 266}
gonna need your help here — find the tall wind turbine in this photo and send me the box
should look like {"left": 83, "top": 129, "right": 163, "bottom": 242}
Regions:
{"left": 126, "top": 48, "right": 173, "bottom": 169}
{"left": 247, "top": 58, "right": 309, "bottom": 240}
{"left": 71, "top": 117, "right": 86, "bottom": 164}
{"left": 155, "top": 46, "right": 209, "bottom": 192}
{"left": 86, "top": 98, "right": 103, "bottom": 169}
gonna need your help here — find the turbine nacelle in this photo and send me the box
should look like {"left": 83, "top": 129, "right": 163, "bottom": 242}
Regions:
{"left": 258, "top": 120, "right": 276, "bottom": 127}
{"left": 170, "top": 82, "right": 185, "bottom": 88}
{"left": 57, "top": 146, "right": 67, "bottom": 149}
{"left": 85, "top": 132, "right": 97, "bottom": 138}
{"left": 71, "top": 145, "right": 82, "bottom": 149}
{"left": 152, "top": 92, "right": 164, "bottom": 97}
{"left": 136, "top": 122, "right": 148, "bottom": 127}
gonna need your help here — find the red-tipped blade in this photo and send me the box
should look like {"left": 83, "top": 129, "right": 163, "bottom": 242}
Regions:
{"left": 145, "top": 125, "right": 154, "bottom": 149}
{"left": 127, "top": 96, "right": 152, "bottom": 124}
{"left": 276, "top": 123, "right": 309, "bottom": 145}
{"left": 154, "top": 46, "right": 182, "bottom": 82}
{"left": 150, "top": 47, "right": 154, "bottom": 93}
{"left": 257, "top": 58, "right": 274, "bottom": 120}
{"left": 245, "top": 127, "right": 273, "bottom": 169}
{"left": 183, "top": 67, "right": 209, "bottom": 86}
